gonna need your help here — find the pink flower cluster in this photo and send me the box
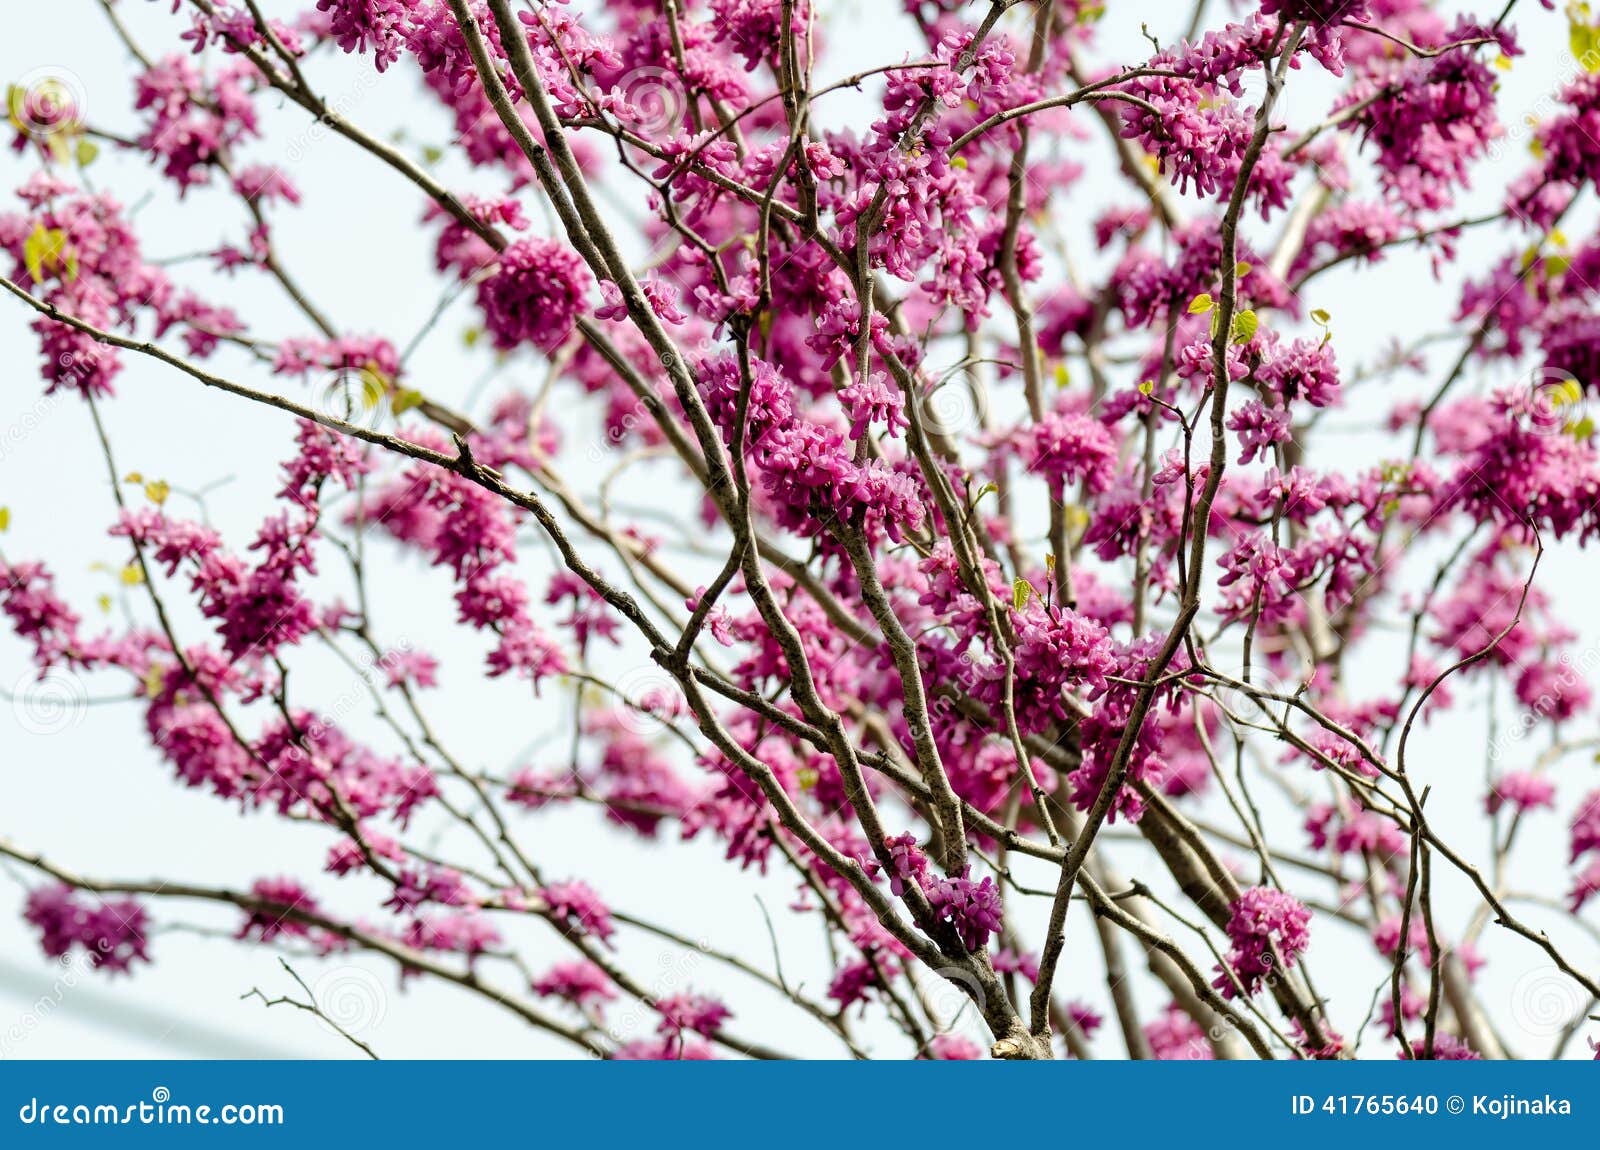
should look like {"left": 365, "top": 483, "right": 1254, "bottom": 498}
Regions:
{"left": 1571, "top": 792, "right": 1600, "bottom": 911}
{"left": 1215, "top": 886, "right": 1311, "bottom": 997}
{"left": 24, "top": 886, "right": 150, "bottom": 975}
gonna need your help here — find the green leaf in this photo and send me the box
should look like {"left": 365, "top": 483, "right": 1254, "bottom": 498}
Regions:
{"left": 1187, "top": 293, "right": 1214, "bottom": 315}
{"left": 1012, "top": 578, "right": 1033, "bottom": 611}
{"left": 1570, "top": 415, "right": 1595, "bottom": 441}
{"left": 391, "top": 388, "right": 425, "bottom": 416}
{"left": 1137, "top": 379, "right": 1155, "bottom": 396}
{"left": 23, "top": 224, "right": 47, "bottom": 284}
{"left": 75, "top": 138, "right": 99, "bottom": 168}
{"left": 0, "top": 506, "right": 9, "bottom": 533}
{"left": 355, "top": 364, "right": 389, "bottom": 410}
{"left": 1310, "top": 308, "right": 1331, "bottom": 326}
{"left": 23, "top": 224, "right": 68, "bottom": 285}
{"left": 1230, "top": 309, "right": 1259, "bottom": 344}
{"left": 1572, "top": 9, "right": 1600, "bottom": 73}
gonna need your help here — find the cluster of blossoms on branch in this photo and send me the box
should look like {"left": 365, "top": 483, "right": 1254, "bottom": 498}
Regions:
{"left": 0, "top": 0, "right": 1596, "bottom": 1061}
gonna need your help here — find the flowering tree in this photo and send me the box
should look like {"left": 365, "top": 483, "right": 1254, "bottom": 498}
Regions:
{"left": 3, "top": 0, "right": 1600, "bottom": 1061}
